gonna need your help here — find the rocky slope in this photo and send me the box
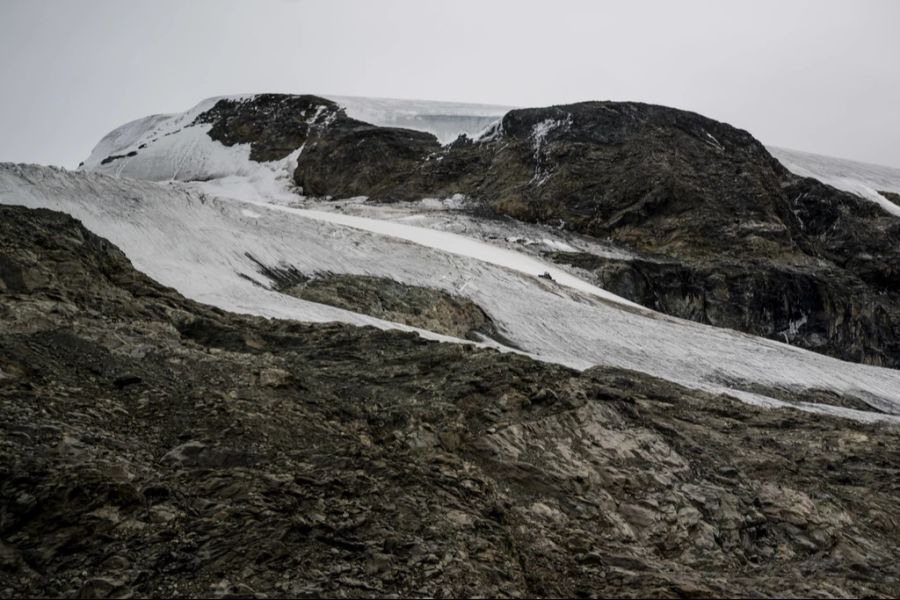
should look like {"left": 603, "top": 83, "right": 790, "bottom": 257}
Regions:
{"left": 3, "top": 205, "right": 900, "bottom": 598}
{"left": 272, "top": 270, "right": 500, "bottom": 341}
{"left": 182, "top": 94, "right": 900, "bottom": 368}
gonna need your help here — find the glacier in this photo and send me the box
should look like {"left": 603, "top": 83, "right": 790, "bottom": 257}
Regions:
{"left": 4, "top": 160, "right": 900, "bottom": 424}
{"left": 0, "top": 93, "right": 886, "bottom": 423}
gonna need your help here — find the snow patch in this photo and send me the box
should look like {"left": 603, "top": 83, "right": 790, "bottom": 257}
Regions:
{"left": 704, "top": 132, "right": 725, "bottom": 152}
{"left": 542, "top": 238, "right": 578, "bottom": 253}
{"left": 530, "top": 115, "right": 572, "bottom": 185}
{"left": 779, "top": 313, "right": 808, "bottom": 343}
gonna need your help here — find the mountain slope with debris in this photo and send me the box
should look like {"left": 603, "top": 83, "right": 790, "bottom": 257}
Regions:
{"left": 2, "top": 204, "right": 900, "bottom": 598}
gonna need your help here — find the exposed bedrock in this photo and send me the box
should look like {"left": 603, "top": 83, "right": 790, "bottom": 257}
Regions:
{"left": 551, "top": 252, "right": 900, "bottom": 367}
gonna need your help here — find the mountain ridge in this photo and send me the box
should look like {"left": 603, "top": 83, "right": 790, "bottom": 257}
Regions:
{"left": 3, "top": 92, "right": 900, "bottom": 598}
{"left": 78, "top": 93, "right": 900, "bottom": 368}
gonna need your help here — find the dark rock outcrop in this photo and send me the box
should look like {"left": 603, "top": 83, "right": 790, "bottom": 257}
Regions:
{"left": 879, "top": 190, "right": 900, "bottom": 207}
{"left": 277, "top": 271, "right": 500, "bottom": 341}
{"left": 2, "top": 201, "right": 900, "bottom": 598}
{"left": 99, "top": 150, "right": 138, "bottom": 165}
{"left": 296, "top": 125, "right": 440, "bottom": 199}
{"left": 294, "top": 101, "right": 799, "bottom": 256}
{"left": 550, "top": 251, "right": 900, "bottom": 366}
{"left": 195, "top": 94, "right": 347, "bottom": 162}
{"left": 194, "top": 95, "right": 900, "bottom": 367}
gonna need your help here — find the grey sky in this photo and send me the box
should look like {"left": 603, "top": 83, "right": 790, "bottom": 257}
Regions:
{"left": 1, "top": 0, "right": 898, "bottom": 168}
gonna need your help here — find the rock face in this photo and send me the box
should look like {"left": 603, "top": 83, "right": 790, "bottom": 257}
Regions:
{"left": 194, "top": 95, "right": 900, "bottom": 367}
{"left": 278, "top": 272, "right": 500, "bottom": 341}
{"left": 295, "top": 100, "right": 798, "bottom": 252}
{"left": 194, "top": 94, "right": 344, "bottom": 162}
{"left": 296, "top": 126, "right": 440, "bottom": 200}
{"left": 3, "top": 205, "right": 900, "bottom": 598}
{"left": 544, "top": 174, "right": 900, "bottom": 367}
{"left": 198, "top": 94, "right": 442, "bottom": 199}
{"left": 550, "top": 251, "right": 900, "bottom": 365}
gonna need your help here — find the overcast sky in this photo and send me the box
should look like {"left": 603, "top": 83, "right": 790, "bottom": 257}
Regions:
{"left": 1, "top": 0, "right": 898, "bottom": 168}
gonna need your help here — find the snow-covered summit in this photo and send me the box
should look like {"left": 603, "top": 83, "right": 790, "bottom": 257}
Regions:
{"left": 82, "top": 94, "right": 900, "bottom": 219}
{"left": 82, "top": 95, "right": 253, "bottom": 172}
{"left": 77, "top": 94, "right": 512, "bottom": 202}
{"left": 81, "top": 94, "right": 274, "bottom": 184}
{"left": 80, "top": 94, "right": 510, "bottom": 178}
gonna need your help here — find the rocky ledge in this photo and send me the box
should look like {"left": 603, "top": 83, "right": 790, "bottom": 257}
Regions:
{"left": 274, "top": 270, "right": 500, "bottom": 341}
{"left": 2, "top": 205, "right": 900, "bottom": 598}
